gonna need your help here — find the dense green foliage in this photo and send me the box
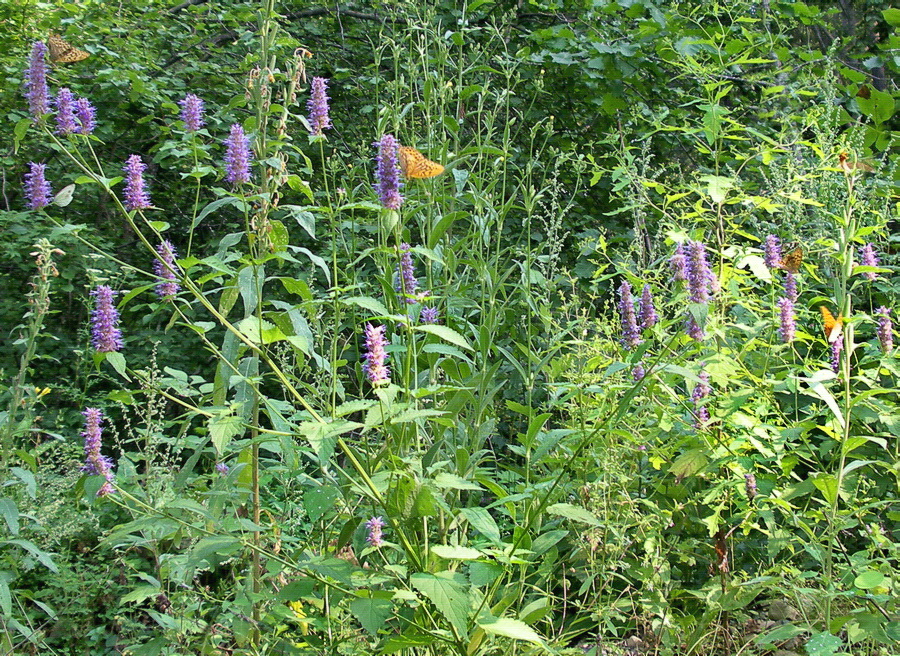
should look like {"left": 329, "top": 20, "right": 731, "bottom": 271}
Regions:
{"left": 2, "top": 1, "right": 900, "bottom": 655}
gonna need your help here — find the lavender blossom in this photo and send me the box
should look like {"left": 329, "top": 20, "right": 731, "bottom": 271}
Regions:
{"left": 366, "top": 516, "right": 386, "bottom": 547}
{"left": 153, "top": 240, "right": 180, "bottom": 299}
{"left": 24, "top": 41, "right": 50, "bottom": 121}
{"left": 831, "top": 339, "right": 843, "bottom": 374}
{"left": 632, "top": 363, "right": 645, "bottom": 381}
{"left": 744, "top": 473, "right": 757, "bottom": 501}
{"left": 81, "top": 408, "right": 115, "bottom": 496}
{"left": 691, "top": 369, "right": 712, "bottom": 427}
{"left": 396, "top": 243, "right": 418, "bottom": 303}
{"left": 73, "top": 97, "right": 96, "bottom": 135}
{"left": 420, "top": 306, "right": 439, "bottom": 324}
{"left": 374, "top": 134, "right": 403, "bottom": 210}
{"left": 687, "top": 241, "right": 712, "bottom": 303}
{"left": 617, "top": 280, "right": 642, "bottom": 350}
{"left": 307, "top": 77, "right": 331, "bottom": 135}
{"left": 224, "top": 124, "right": 252, "bottom": 185}
{"left": 123, "top": 155, "right": 152, "bottom": 211}
{"left": 764, "top": 234, "right": 781, "bottom": 269}
{"left": 178, "top": 93, "right": 205, "bottom": 132}
{"left": 638, "top": 284, "right": 658, "bottom": 329}
{"left": 777, "top": 296, "right": 795, "bottom": 343}
{"left": 877, "top": 306, "right": 893, "bottom": 354}
{"left": 24, "top": 162, "right": 52, "bottom": 210}
{"left": 216, "top": 462, "right": 229, "bottom": 476}
{"left": 90, "top": 285, "right": 123, "bottom": 352}
{"left": 55, "top": 88, "right": 77, "bottom": 135}
{"left": 859, "top": 243, "right": 879, "bottom": 281}
{"left": 784, "top": 271, "right": 798, "bottom": 303}
{"left": 670, "top": 243, "right": 688, "bottom": 283}
{"left": 362, "top": 323, "right": 390, "bottom": 386}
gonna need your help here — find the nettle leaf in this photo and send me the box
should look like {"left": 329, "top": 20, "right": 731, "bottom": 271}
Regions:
{"left": 349, "top": 596, "right": 393, "bottom": 635}
{"left": 477, "top": 616, "right": 544, "bottom": 645}
{"left": 459, "top": 507, "right": 502, "bottom": 544}
{"left": 546, "top": 503, "right": 602, "bottom": 527}
{"left": 410, "top": 572, "right": 469, "bottom": 637}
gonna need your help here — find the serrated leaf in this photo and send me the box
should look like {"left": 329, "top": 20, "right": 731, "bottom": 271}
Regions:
{"left": 547, "top": 503, "right": 602, "bottom": 527}
{"left": 431, "top": 544, "right": 482, "bottom": 560}
{"left": 459, "top": 507, "right": 501, "bottom": 544}
{"left": 415, "top": 324, "right": 473, "bottom": 351}
{"left": 349, "top": 596, "right": 393, "bottom": 635}
{"left": 410, "top": 573, "right": 469, "bottom": 637}
{"left": 477, "top": 616, "right": 544, "bottom": 644}
{"left": 433, "top": 472, "right": 483, "bottom": 491}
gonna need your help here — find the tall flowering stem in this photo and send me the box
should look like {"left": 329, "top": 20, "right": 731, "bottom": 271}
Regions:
{"left": 74, "top": 97, "right": 96, "bottom": 135}
{"left": 830, "top": 339, "right": 843, "bottom": 374}
{"left": 81, "top": 408, "right": 115, "bottom": 496}
{"left": 90, "top": 285, "right": 123, "bottom": 352}
{"left": 784, "top": 272, "right": 798, "bottom": 303}
{"left": 55, "top": 88, "right": 77, "bottom": 135}
{"left": 24, "top": 162, "right": 52, "bottom": 210}
{"left": 24, "top": 41, "right": 50, "bottom": 121}
{"left": 670, "top": 243, "right": 688, "bottom": 283}
{"left": 366, "top": 516, "right": 386, "bottom": 547}
{"left": 307, "top": 77, "right": 331, "bottom": 135}
{"left": 859, "top": 243, "right": 879, "bottom": 281}
{"left": 362, "top": 324, "right": 390, "bottom": 387}
{"left": 638, "top": 284, "right": 658, "bottom": 329}
{"left": 691, "top": 369, "right": 712, "bottom": 428}
{"left": 777, "top": 296, "right": 795, "bottom": 343}
{"left": 617, "top": 280, "right": 641, "bottom": 350}
{"left": 179, "top": 93, "right": 205, "bottom": 132}
{"left": 374, "top": 134, "right": 403, "bottom": 210}
{"left": 396, "top": 243, "right": 419, "bottom": 303}
{"left": 764, "top": 234, "right": 781, "bottom": 269}
{"left": 684, "top": 240, "right": 713, "bottom": 341}
{"left": 224, "top": 124, "right": 252, "bottom": 185}
{"left": 123, "top": 155, "right": 152, "bottom": 210}
{"left": 153, "top": 240, "right": 180, "bottom": 299}
{"left": 876, "top": 306, "right": 893, "bottom": 354}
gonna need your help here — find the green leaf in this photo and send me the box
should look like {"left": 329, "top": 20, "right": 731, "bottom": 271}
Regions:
{"left": 546, "top": 503, "right": 602, "bottom": 527}
{"left": 854, "top": 570, "right": 885, "bottom": 590}
{"left": 0, "top": 498, "right": 19, "bottom": 535}
{"left": 349, "top": 596, "right": 393, "bottom": 635}
{"left": 208, "top": 413, "right": 244, "bottom": 454}
{"left": 812, "top": 473, "right": 838, "bottom": 505}
{"left": 281, "top": 205, "right": 316, "bottom": 239}
{"left": 381, "top": 632, "right": 437, "bottom": 653}
{"left": 104, "top": 351, "right": 128, "bottom": 379}
{"left": 459, "top": 507, "right": 502, "bottom": 544}
{"left": 477, "top": 616, "right": 544, "bottom": 644}
{"left": 669, "top": 448, "right": 709, "bottom": 480}
{"left": 805, "top": 631, "right": 843, "bottom": 656}
{"left": 410, "top": 572, "right": 469, "bottom": 637}
{"left": 433, "top": 472, "right": 483, "bottom": 491}
{"left": 3, "top": 539, "right": 58, "bottom": 572}
{"left": 700, "top": 174, "right": 735, "bottom": 204}
{"left": 415, "top": 324, "right": 474, "bottom": 351}
{"left": 343, "top": 296, "right": 392, "bottom": 318}
{"left": 884, "top": 8, "right": 900, "bottom": 26}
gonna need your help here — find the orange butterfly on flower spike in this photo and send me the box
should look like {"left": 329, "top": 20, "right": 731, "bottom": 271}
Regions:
{"left": 47, "top": 33, "right": 89, "bottom": 63}
{"left": 777, "top": 246, "right": 803, "bottom": 274}
{"left": 838, "top": 152, "right": 874, "bottom": 174}
{"left": 820, "top": 306, "right": 844, "bottom": 343}
{"left": 399, "top": 146, "right": 444, "bottom": 179}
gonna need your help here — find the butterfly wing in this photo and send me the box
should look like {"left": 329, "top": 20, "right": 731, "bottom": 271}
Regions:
{"left": 48, "top": 34, "right": 89, "bottom": 63}
{"left": 778, "top": 247, "right": 803, "bottom": 274}
{"left": 820, "top": 306, "right": 843, "bottom": 343}
{"left": 399, "top": 146, "right": 444, "bottom": 179}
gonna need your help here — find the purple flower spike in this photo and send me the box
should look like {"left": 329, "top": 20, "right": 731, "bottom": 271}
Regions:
{"left": 55, "top": 88, "right": 77, "bottom": 135}
{"left": 366, "top": 516, "right": 386, "bottom": 547}
{"left": 638, "top": 284, "right": 658, "bottom": 329}
{"left": 362, "top": 323, "right": 390, "bottom": 387}
{"left": 24, "top": 162, "right": 52, "bottom": 210}
{"left": 307, "top": 77, "right": 331, "bottom": 135}
{"left": 831, "top": 339, "right": 843, "bottom": 373}
{"left": 744, "top": 473, "right": 757, "bottom": 501}
{"left": 24, "top": 41, "right": 50, "bottom": 121}
{"left": 123, "top": 155, "right": 152, "bottom": 211}
{"left": 153, "top": 240, "right": 180, "bottom": 299}
{"left": 670, "top": 243, "right": 688, "bottom": 283}
{"left": 859, "top": 243, "right": 879, "bottom": 281}
{"left": 420, "top": 306, "right": 440, "bottom": 324}
{"left": 396, "top": 243, "right": 419, "bottom": 303}
{"left": 81, "top": 408, "right": 115, "bottom": 496}
{"left": 764, "top": 235, "right": 781, "bottom": 269}
{"left": 374, "top": 134, "right": 403, "bottom": 210}
{"left": 73, "top": 97, "right": 96, "bottom": 135}
{"left": 687, "top": 241, "right": 712, "bottom": 303}
{"left": 777, "top": 296, "right": 795, "bottom": 343}
{"left": 691, "top": 369, "right": 712, "bottom": 428}
{"left": 90, "top": 285, "right": 123, "bottom": 352}
{"left": 216, "top": 462, "right": 229, "bottom": 476}
{"left": 784, "top": 271, "right": 798, "bottom": 303}
{"left": 179, "top": 93, "right": 205, "bottom": 132}
{"left": 632, "top": 363, "right": 645, "bottom": 381}
{"left": 617, "top": 280, "right": 642, "bottom": 350}
{"left": 877, "top": 306, "right": 892, "bottom": 354}
{"left": 224, "top": 124, "right": 252, "bottom": 185}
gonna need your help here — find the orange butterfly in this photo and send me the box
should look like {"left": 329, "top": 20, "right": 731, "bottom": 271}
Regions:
{"left": 820, "top": 306, "right": 844, "bottom": 343}
{"left": 399, "top": 146, "right": 444, "bottom": 179}
{"left": 48, "top": 33, "right": 89, "bottom": 63}
{"left": 777, "top": 246, "right": 803, "bottom": 274}
{"left": 838, "top": 152, "right": 874, "bottom": 174}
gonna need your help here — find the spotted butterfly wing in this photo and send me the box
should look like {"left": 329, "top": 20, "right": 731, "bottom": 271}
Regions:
{"left": 820, "top": 306, "right": 843, "bottom": 343}
{"left": 399, "top": 146, "right": 444, "bottom": 179}
{"left": 48, "top": 33, "right": 89, "bottom": 63}
{"left": 777, "top": 246, "right": 803, "bottom": 274}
